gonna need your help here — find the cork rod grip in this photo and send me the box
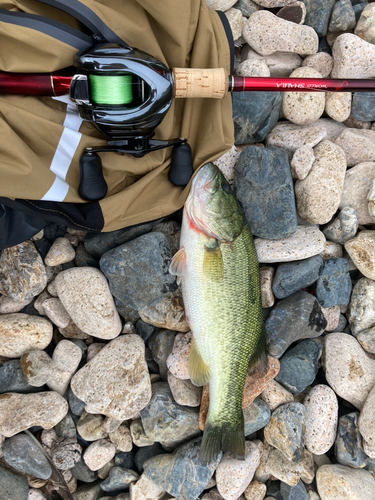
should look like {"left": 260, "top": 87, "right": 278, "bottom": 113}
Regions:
{"left": 172, "top": 68, "right": 228, "bottom": 99}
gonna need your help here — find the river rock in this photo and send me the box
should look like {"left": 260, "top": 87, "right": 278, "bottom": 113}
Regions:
{"left": 129, "top": 472, "right": 165, "bottom": 500}
{"left": 295, "top": 141, "right": 347, "bottom": 225}
{"left": 272, "top": 255, "right": 323, "bottom": 299}
{"left": 232, "top": 91, "right": 282, "bottom": 145}
{"left": 243, "top": 11, "right": 318, "bottom": 56}
{"left": 329, "top": 0, "right": 356, "bottom": 32}
{"left": 290, "top": 145, "right": 315, "bottom": 180}
{"left": 77, "top": 412, "right": 108, "bottom": 441}
{"left": 335, "top": 412, "right": 371, "bottom": 468}
{"left": 283, "top": 68, "right": 325, "bottom": 126}
{"left": 99, "top": 232, "right": 177, "bottom": 311}
{"left": 355, "top": 3, "right": 375, "bottom": 41}
{"left": 44, "top": 237, "right": 75, "bottom": 266}
{"left": 358, "top": 385, "right": 375, "bottom": 457}
{"left": 260, "top": 380, "right": 294, "bottom": 411}
{"left": 225, "top": 8, "right": 245, "bottom": 41}
{"left": 167, "top": 372, "right": 202, "bottom": 407}
{"left": 243, "top": 398, "right": 271, "bottom": 436}
{"left": 0, "top": 360, "right": 41, "bottom": 394}
{"left": 0, "top": 313, "right": 53, "bottom": 358}
{"left": 334, "top": 129, "right": 375, "bottom": 166}
{"left": 0, "top": 391, "right": 68, "bottom": 437}
{"left": 325, "top": 92, "right": 352, "bottom": 123}
{"left": 3, "top": 433, "right": 52, "bottom": 479}
{"left": 275, "top": 339, "right": 322, "bottom": 393}
{"left": 138, "top": 290, "right": 188, "bottom": 333}
{"left": 264, "top": 403, "right": 306, "bottom": 462}
{"left": 299, "top": 0, "right": 336, "bottom": 36}
{"left": 265, "top": 290, "right": 327, "bottom": 358}
{"left": 130, "top": 420, "right": 154, "bottom": 447}
{"left": 0, "top": 241, "right": 47, "bottom": 302}
{"left": 144, "top": 437, "right": 221, "bottom": 500}
{"left": 277, "top": 2, "right": 306, "bottom": 24}
{"left": 351, "top": 93, "right": 375, "bottom": 124}
{"left": 320, "top": 241, "right": 343, "bottom": 260}
{"left": 71, "top": 335, "right": 151, "bottom": 419}
{"left": 357, "top": 327, "right": 375, "bottom": 355}
{"left": 236, "top": 59, "right": 270, "bottom": 78}
{"left": 148, "top": 330, "right": 176, "bottom": 381}
{"left": 316, "top": 464, "right": 375, "bottom": 500}
{"left": 109, "top": 424, "right": 133, "bottom": 453}
{"left": 100, "top": 466, "right": 139, "bottom": 492}
{"left": 280, "top": 480, "right": 308, "bottom": 500}
{"left": 0, "top": 466, "right": 29, "bottom": 500}
{"left": 255, "top": 226, "right": 326, "bottom": 264}
{"left": 332, "top": 33, "right": 375, "bottom": 79}
{"left": 166, "top": 331, "right": 192, "bottom": 380}
{"left": 233, "top": 146, "right": 297, "bottom": 239}
{"left": 348, "top": 278, "right": 375, "bottom": 336}
{"left": 315, "top": 257, "right": 352, "bottom": 308}
{"left": 0, "top": 296, "right": 33, "bottom": 314}
{"left": 323, "top": 207, "right": 358, "bottom": 245}
{"left": 55, "top": 267, "right": 122, "bottom": 340}
{"left": 41, "top": 298, "right": 70, "bottom": 329}
{"left": 303, "top": 385, "right": 338, "bottom": 455}
{"left": 241, "top": 46, "right": 303, "bottom": 77}
{"left": 266, "top": 122, "right": 327, "bottom": 158}
{"left": 323, "top": 332, "right": 375, "bottom": 409}
{"left": 340, "top": 162, "right": 375, "bottom": 225}
{"left": 302, "top": 52, "right": 333, "bottom": 78}
{"left": 345, "top": 231, "right": 375, "bottom": 280}
{"left": 216, "top": 441, "right": 262, "bottom": 500}
{"left": 260, "top": 266, "right": 275, "bottom": 308}
{"left": 140, "top": 382, "right": 200, "bottom": 449}
{"left": 83, "top": 439, "right": 116, "bottom": 472}
{"left": 71, "top": 460, "right": 98, "bottom": 483}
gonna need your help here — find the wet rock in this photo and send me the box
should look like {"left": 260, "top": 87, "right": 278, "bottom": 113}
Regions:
{"left": 303, "top": 384, "right": 338, "bottom": 455}
{"left": 232, "top": 91, "right": 282, "bottom": 145}
{"left": 290, "top": 145, "right": 315, "bottom": 180}
{"left": 0, "top": 465, "right": 29, "bottom": 500}
{"left": 0, "top": 241, "right": 47, "bottom": 302}
{"left": 130, "top": 420, "right": 154, "bottom": 447}
{"left": 335, "top": 412, "right": 370, "bottom": 468}
{"left": 323, "top": 332, "right": 375, "bottom": 409}
{"left": 100, "top": 466, "right": 139, "bottom": 492}
{"left": 243, "top": 11, "right": 318, "bottom": 56}
{"left": 233, "top": 146, "right": 297, "bottom": 239}
{"left": 72, "top": 335, "right": 151, "bottom": 420}
{"left": 55, "top": 267, "right": 122, "bottom": 340}
{"left": 348, "top": 278, "right": 375, "bottom": 336}
{"left": 143, "top": 437, "right": 221, "bottom": 500}
{"left": 71, "top": 460, "right": 98, "bottom": 483}
{"left": 300, "top": 0, "right": 336, "bottom": 36}
{"left": 109, "top": 424, "right": 133, "bottom": 453}
{"left": 0, "top": 391, "right": 68, "bottom": 437}
{"left": 44, "top": 237, "right": 75, "bottom": 266}
{"left": 138, "top": 290, "right": 189, "bottom": 333}
{"left": 323, "top": 207, "right": 358, "bottom": 245}
{"left": 260, "top": 379, "right": 294, "bottom": 411}
{"left": 328, "top": 0, "right": 356, "bottom": 32}
{"left": 244, "top": 398, "right": 271, "bottom": 436}
{"left": 295, "top": 141, "right": 347, "bottom": 225}
{"left": 0, "top": 360, "right": 41, "bottom": 394}
{"left": 255, "top": 226, "right": 326, "bottom": 264}
{"left": 148, "top": 329, "right": 176, "bottom": 381}
{"left": 140, "top": 382, "right": 200, "bottom": 449}
{"left": 275, "top": 339, "right": 322, "bottom": 393}
{"left": 166, "top": 331, "right": 192, "bottom": 380}
{"left": 129, "top": 473, "right": 165, "bottom": 500}
{"left": 83, "top": 439, "right": 116, "bottom": 472}
{"left": 167, "top": 372, "right": 202, "bottom": 407}
{"left": 0, "top": 313, "right": 53, "bottom": 358}
{"left": 316, "top": 464, "right": 375, "bottom": 500}
{"left": 3, "top": 433, "right": 52, "bottom": 479}
{"left": 315, "top": 257, "right": 352, "bottom": 308}
{"left": 265, "top": 290, "right": 327, "bottom": 358}
{"left": 264, "top": 403, "right": 306, "bottom": 462}
{"left": 99, "top": 232, "right": 177, "bottom": 311}
{"left": 272, "top": 256, "right": 323, "bottom": 300}
{"left": 345, "top": 231, "right": 375, "bottom": 280}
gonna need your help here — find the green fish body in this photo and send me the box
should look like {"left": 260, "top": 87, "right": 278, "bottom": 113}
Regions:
{"left": 169, "top": 163, "right": 267, "bottom": 463}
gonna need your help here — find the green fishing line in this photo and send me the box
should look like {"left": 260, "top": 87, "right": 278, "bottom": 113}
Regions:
{"left": 89, "top": 74, "right": 133, "bottom": 105}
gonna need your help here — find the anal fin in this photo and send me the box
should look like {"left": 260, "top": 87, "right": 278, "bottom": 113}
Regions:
{"left": 188, "top": 338, "right": 210, "bottom": 387}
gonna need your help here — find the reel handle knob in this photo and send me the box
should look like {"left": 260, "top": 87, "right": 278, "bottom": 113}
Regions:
{"left": 168, "top": 142, "right": 194, "bottom": 186}
{"left": 78, "top": 151, "right": 108, "bottom": 201}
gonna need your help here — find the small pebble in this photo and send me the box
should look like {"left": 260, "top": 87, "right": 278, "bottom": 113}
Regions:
{"left": 167, "top": 371, "right": 202, "bottom": 407}
{"left": 323, "top": 207, "right": 358, "bottom": 245}
{"left": 348, "top": 277, "right": 375, "bottom": 336}
{"left": 266, "top": 121, "right": 327, "bottom": 158}
{"left": 109, "top": 424, "right": 133, "bottom": 452}
{"left": 129, "top": 473, "right": 165, "bottom": 500}
{"left": 340, "top": 162, "right": 375, "bottom": 225}
{"left": 260, "top": 379, "right": 294, "bottom": 411}
{"left": 290, "top": 145, "right": 315, "bottom": 180}
{"left": 130, "top": 420, "right": 154, "bottom": 447}
{"left": 44, "top": 237, "right": 76, "bottom": 266}
{"left": 241, "top": 46, "right": 302, "bottom": 77}
{"left": 331, "top": 33, "right": 375, "bottom": 79}
{"left": 325, "top": 92, "right": 352, "bottom": 123}
{"left": 77, "top": 412, "right": 108, "bottom": 441}
{"left": 345, "top": 231, "right": 375, "bottom": 280}
{"left": 83, "top": 439, "right": 116, "bottom": 471}
{"left": 302, "top": 52, "right": 333, "bottom": 77}
{"left": 334, "top": 412, "right": 369, "bottom": 468}
{"left": 244, "top": 480, "right": 267, "bottom": 500}
{"left": 236, "top": 59, "right": 270, "bottom": 77}
{"left": 166, "top": 331, "right": 192, "bottom": 380}
{"left": 100, "top": 466, "right": 139, "bottom": 492}
{"left": 51, "top": 438, "right": 81, "bottom": 470}
{"left": 138, "top": 290, "right": 189, "bottom": 333}
{"left": 260, "top": 266, "right": 275, "bottom": 308}
{"left": 41, "top": 298, "right": 70, "bottom": 328}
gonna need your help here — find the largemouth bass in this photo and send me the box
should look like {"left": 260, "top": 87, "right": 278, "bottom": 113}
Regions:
{"left": 169, "top": 162, "right": 267, "bottom": 464}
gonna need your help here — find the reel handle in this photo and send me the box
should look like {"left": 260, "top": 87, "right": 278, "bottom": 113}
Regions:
{"left": 78, "top": 151, "right": 108, "bottom": 202}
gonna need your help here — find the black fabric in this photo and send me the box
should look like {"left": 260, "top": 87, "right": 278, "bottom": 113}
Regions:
{"left": 216, "top": 10, "right": 235, "bottom": 75}
{"left": 0, "top": 204, "right": 49, "bottom": 249}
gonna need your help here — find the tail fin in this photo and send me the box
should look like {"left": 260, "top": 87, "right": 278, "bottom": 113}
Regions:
{"left": 200, "top": 413, "right": 245, "bottom": 465}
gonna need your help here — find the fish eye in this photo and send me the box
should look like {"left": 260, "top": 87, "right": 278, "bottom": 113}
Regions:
{"left": 221, "top": 182, "right": 230, "bottom": 192}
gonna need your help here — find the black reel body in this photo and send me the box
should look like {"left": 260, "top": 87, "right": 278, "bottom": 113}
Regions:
{"left": 69, "top": 44, "right": 193, "bottom": 201}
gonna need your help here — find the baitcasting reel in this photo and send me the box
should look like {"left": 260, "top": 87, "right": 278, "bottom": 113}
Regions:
{"left": 69, "top": 44, "right": 193, "bottom": 201}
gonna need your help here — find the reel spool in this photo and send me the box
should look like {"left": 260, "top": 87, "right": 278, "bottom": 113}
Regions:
{"left": 69, "top": 44, "right": 193, "bottom": 201}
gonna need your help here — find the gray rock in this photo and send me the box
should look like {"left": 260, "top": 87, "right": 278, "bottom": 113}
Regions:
{"left": 99, "top": 233, "right": 177, "bottom": 311}
{"left": 233, "top": 0, "right": 259, "bottom": 17}
{"left": 140, "top": 382, "right": 200, "bottom": 449}
{"left": 0, "top": 360, "right": 41, "bottom": 394}
{"left": 148, "top": 329, "right": 176, "bottom": 380}
{"left": 300, "top": 0, "right": 336, "bottom": 36}
{"left": 68, "top": 386, "right": 85, "bottom": 416}
{"left": 357, "top": 327, "right": 375, "bottom": 355}
{"left": 328, "top": 0, "right": 356, "bottom": 32}
{"left": 272, "top": 256, "right": 323, "bottom": 300}
{"left": 315, "top": 258, "right": 352, "bottom": 308}
{"left": 334, "top": 412, "right": 373, "bottom": 469}
{"left": 3, "top": 433, "right": 52, "bottom": 479}
{"left": 100, "top": 466, "right": 139, "bottom": 492}
{"left": 352, "top": 93, "right": 375, "bottom": 122}
{"left": 233, "top": 146, "right": 297, "bottom": 239}
{"left": 280, "top": 479, "right": 308, "bottom": 500}
{"left": 143, "top": 437, "right": 221, "bottom": 500}
{"left": 264, "top": 402, "right": 306, "bottom": 462}
{"left": 74, "top": 243, "right": 98, "bottom": 268}
{"left": 71, "top": 459, "right": 98, "bottom": 483}
{"left": 323, "top": 207, "right": 359, "bottom": 245}
{"left": 134, "top": 443, "right": 165, "bottom": 473}
{"left": 115, "top": 451, "right": 136, "bottom": 470}
{"left": 135, "top": 319, "right": 156, "bottom": 342}
{"left": 0, "top": 465, "right": 29, "bottom": 500}
{"left": 275, "top": 339, "right": 322, "bottom": 393}
{"left": 244, "top": 397, "right": 271, "bottom": 436}
{"left": 232, "top": 92, "right": 282, "bottom": 145}
{"left": 55, "top": 413, "right": 77, "bottom": 440}
{"left": 71, "top": 480, "right": 103, "bottom": 500}
{"left": 353, "top": 3, "right": 368, "bottom": 22}
{"left": 265, "top": 290, "right": 327, "bottom": 358}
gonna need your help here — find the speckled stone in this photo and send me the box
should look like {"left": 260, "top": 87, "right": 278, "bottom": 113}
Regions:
{"left": 351, "top": 93, "right": 375, "bottom": 122}
{"left": 138, "top": 290, "right": 189, "bottom": 333}
{"left": 0, "top": 391, "right": 68, "bottom": 437}
{"left": 303, "top": 385, "right": 338, "bottom": 455}
{"left": 71, "top": 335, "right": 151, "bottom": 420}
{"left": 272, "top": 255, "right": 323, "bottom": 300}
{"left": 44, "top": 237, "right": 75, "bottom": 266}
{"left": 302, "top": 52, "right": 333, "bottom": 78}
{"left": 323, "top": 332, "right": 375, "bottom": 410}
{"left": 166, "top": 331, "right": 192, "bottom": 380}
{"left": 244, "top": 480, "right": 267, "bottom": 500}
{"left": 315, "top": 257, "right": 352, "bottom": 308}
{"left": 144, "top": 437, "right": 221, "bottom": 500}
{"left": 325, "top": 92, "right": 352, "bottom": 123}
{"left": 265, "top": 290, "right": 327, "bottom": 358}
{"left": 283, "top": 68, "right": 325, "bottom": 126}
{"left": 316, "top": 464, "right": 375, "bottom": 500}
{"left": 332, "top": 34, "right": 375, "bottom": 79}
{"left": 290, "top": 145, "right": 315, "bottom": 180}
{"left": 334, "top": 129, "right": 375, "bottom": 167}
{"left": 216, "top": 441, "right": 262, "bottom": 500}
{"left": 255, "top": 226, "right": 326, "bottom": 264}
{"left": 348, "top": 278, "right": 375, "bottom": 336}
{"left": 243, "top": 11, "right": 318, "bottom": 56}
{"left": 319, "top": 241, "right": 343, "bottom": 260}
{"left": 359, "top": 385, "right": 375, "bottom": 458}
{"left": 260, "top": 379, "right": 294, "bottom": 411}
{"left": 236, "top": 59, "right": 270, "bottom": 78}
{"left": 264, "top": 403, "right": 306, "bottom": 462}
{"left": 0, "top": 241, "right": 47, "bottom": 302}
{"left": 340, "top": 162, "right": 375, "bottom": 225}
{"left": 55, "top": 267, "right": 122, "bottom": 340}
{"left": 345, "top": 231, "right": 375, "bottom": 280}
{"left": 41, "top": 298, "right": 70, "bottom": 329}
{"left": 83, "top": 439, "right": 116, "bottom": 471}
{"left": 241, "top": 46, "right": 303, "bottom": 77}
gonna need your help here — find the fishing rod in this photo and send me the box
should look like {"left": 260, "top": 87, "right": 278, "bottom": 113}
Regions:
{"left": 1, "top": 43, "right": 374, "bottom": 200}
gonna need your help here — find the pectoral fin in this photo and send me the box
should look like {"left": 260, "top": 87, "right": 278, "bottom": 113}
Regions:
{"left": 169, "top": 248, "right": 187, "bottom": 285}
{"left": 202, "top": 238, "right": 224, "bottom": 281}
{"left": 188, "top": 338, "right": 210, "bottom": 386}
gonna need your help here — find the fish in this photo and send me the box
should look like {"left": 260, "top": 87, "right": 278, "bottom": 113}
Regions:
{"left": 169, "top": 162, "right": 268, "bottom": 464}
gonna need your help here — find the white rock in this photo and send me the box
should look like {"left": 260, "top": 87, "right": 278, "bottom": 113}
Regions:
{"left": 316, "top": 464, "right": 375, "bottom": 500}
{"left": 345, "top": 231, "right": 375, "bottom": 280}
{"left": 243, "top": 10, "right": 318, "bottom": 56}
{"left": 334, "top": 128, "right": 375, "bottom": 166}
{"left": 325, "top": 92, "right": 351, "bottom": 122}
{"left": 167, "top": 371, "right": 202, "bottom": 407}
{"left": 339, "top": 162, "right": 375, "bottom": 224}
{"left": 358, "top": 384, "right": 375, "bottom": 458}
{"left": 42, "top": 298, "right": 70, "bottom": 329}
{"left": 129, "top": 473, "right": 165, "bottom": 500}
{"left": 83, "top": 439, "right": 116, "bottom": 471}
{"left": 225, "top": 8, "right": 245, "bottom": 41}
{"left": 49, "top": 339, "right": 83, "bottom": 395}
{"left": 44, "top": 237, "right": 76, "bottom": 266}
{"left": 303, "top": 385, "right": 338, "bottom": 455}
{"left": 302, "top": 52, "right": 333, "bottom": 78}
{"left": 55, "top": 267, "right": 122, "bottom": 340}
{"left": 0, "top": 296, "right": 32, "bottom": 314}
{"left": 255, "top": 226, "right": 326, "bottom": 263}
{"left": 266, "top": 121, "right": 327, "bottom": 158}
{"left": 241, "top": 46, "right": 302, "bottom": 77}
{"left": 290, "top": 145, "right": 315, "bottom": 180}
{"left": 214, "top": 145, "right": 241, "bottom": 185}
{"left": 260, "top": 266, "right": 275, "bottom": 308}
{"left": 236, "top": 59, "right": 270, "bottom": 77}
{"left": 332, "top": 33, "right": 375, "bottom": 78}
{"left": 319, "top": 241, "right": 343, "bottom": 260}
{"left": 355, "top": 3, "right": 375, "bottom": 43}
{"left": 166, "top": 331, "right": 192, "bottom": 380}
